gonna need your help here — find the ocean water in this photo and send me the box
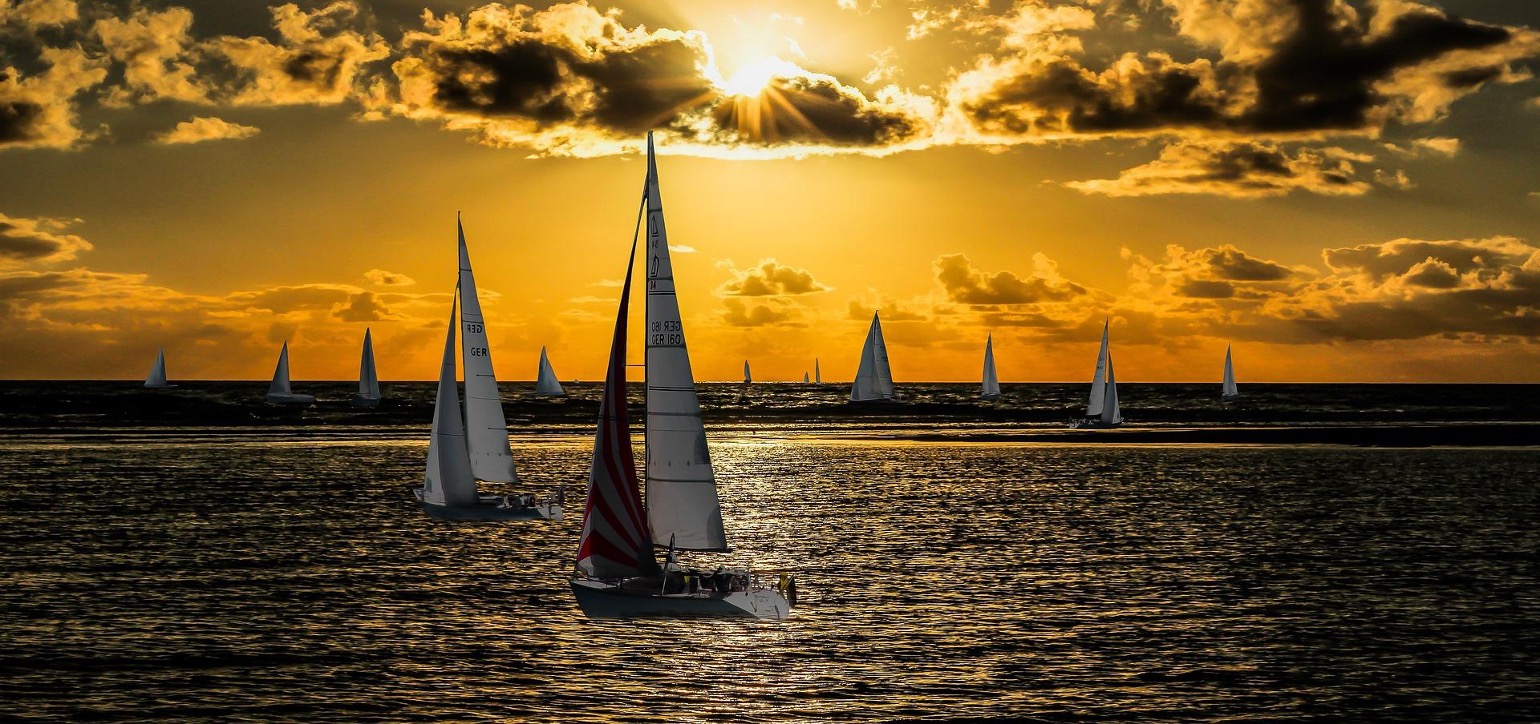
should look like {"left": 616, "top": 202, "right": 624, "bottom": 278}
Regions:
{"left": 2, "top": 384, "right": 1539, "bottom": 720}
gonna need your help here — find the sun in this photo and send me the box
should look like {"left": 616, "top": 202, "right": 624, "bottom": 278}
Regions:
{"left": 716, "top": 56, "right": 797, "bottom": 97}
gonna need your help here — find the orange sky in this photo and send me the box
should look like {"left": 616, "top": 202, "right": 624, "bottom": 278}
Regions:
{"left": 2, "top": 0, "right": 1539, "bottom": 382}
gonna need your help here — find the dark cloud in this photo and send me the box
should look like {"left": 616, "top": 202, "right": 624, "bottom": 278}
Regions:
{"left": 364, "top": 268, "right": 414, "bottom": 286}
{"left": 718, "top": 260, "right": 829, "bottom": 297}
{"left": 1324, "top": 237, "right": 1535, "bottom": 281}
{"left": 335, "top": 290, "right": 395, "bottom": 322}
{"left": 1179, "top": 279, "right": 1236, "bottom": 298}
{"left": 934, "top": 253, "right": 1086, "bottom": 305}
{"left": 229, "top": 284, "right": 354, "bottom": 313}
{"left": 0, "top": 213, "right": 92, "bottom": 266}
{"left": 1067, "top": 141, "right": 1371, "bottom": 197}
{"left": 953, "top": 0, "right": 1538, "bottom": 140}
{"left": 712, "top": 74, "right": 923, "bottom": 145}
{"left": 722, "top": 298, "right": 797, "bottom": 327}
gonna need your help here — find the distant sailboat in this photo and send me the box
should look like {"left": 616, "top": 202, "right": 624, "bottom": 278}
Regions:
{"left": 815, "top": 358, "right": 821, "bottom": 384}
{"left": 803, "top": 372, "right": 810, "bottom": 383}
{"left": 414, "top": 218, "right": 562, "bottom": 521}
{"left": 144, "top": 348, "right": 175, "bottom": 389}
{"left": 352, "top": 328, "right": 381, "bottom": 407}
{"left": 981, "top": 333, "right": 1001, "bottom": 400}
{"left": 534, "top": 346, "right": 565, "bottom": 396}
{"left": 266, "top": 341, "right": 315, "bottom": 406}
{"left": 849, "top": 312, "right": 897, "bottom": 403}
{"left": 1222, "top": 346, "right": 1240, "bottom": 401}
{"left": 743, "top": 360, "right": 752, "bottom": 384}
{"left": 1072, "top": 321, "right": 1121, "bottom": 428}
{"left": 571, "top": 133, "right": 794, "bottom": 619}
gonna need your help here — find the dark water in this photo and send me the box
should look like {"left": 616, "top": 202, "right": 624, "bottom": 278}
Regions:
{"left": 2, "top": 385, "right": 1539, "bottom": 719}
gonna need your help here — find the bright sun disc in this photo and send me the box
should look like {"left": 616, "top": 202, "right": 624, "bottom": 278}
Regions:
{"left": 719, "top": 57, "right": 792, "bottom": 97}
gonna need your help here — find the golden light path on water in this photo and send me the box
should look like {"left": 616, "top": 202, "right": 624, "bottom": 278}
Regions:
{"left": 2, "top": 430, "right": 1538, "bottom": 720}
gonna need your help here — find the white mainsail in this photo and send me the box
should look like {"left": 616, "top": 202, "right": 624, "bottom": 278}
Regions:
{"left": 642, "top": 133, "right": 728, "bottom": 552}
{"left": 268, "top": 342, "right": 293, "bottom": 397}
{"left": 1085, "top": 320, "right": 1110, "bottom": 418}
{"left": 981, "top": 333, "right": 1000, "bottom": 399}
{"left": 803, "top": 372, "right": 810, "bottom": 383}
{"left": 849, "top": 312, "right": 896, "bottom": 402}
{"left": 1222, "top": 346, "right": 1239, "bottom": 399}
{"left": 423, "top": 298, "right": 480, "bottom": 508}
{"left": 535, "top": 346, "right": 566, "bottom": 396}
{"left": 743, "top": 360, "right": 752, "bottom": 384}
{"left": 457, "top": 219, "right": 517, "bottom": 483}
{"left": 144, "top": 348, "right": 171, "bottom": 388}
{"left": 815, "top": 358, "right": 821, "bottom": 384}
{"left": 356, "top": 328, "right": 381, "bottom": 402}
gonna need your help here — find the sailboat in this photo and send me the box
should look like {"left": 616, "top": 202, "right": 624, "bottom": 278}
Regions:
{"left": 266, "top": 342, "right": 315, "bottom": 406}
{"left": 743, "top": 360, "right": 752, "bottom": 384}
{"left": 803, "top": 372, "right": 810, "bottom": 383}
{"left": 849, "top": 312, "right": 897, "bottom": 403}
{"left": 352, "top": 328, "right": 381, "bottom": 407}
{"left": 980, "top": 333, "right": 1001, "bottom": 400}
{"left": 413, "top": 218, "right": 562, "bottom": 521}
{"left": 534, "top": 346, "right": 565, "bottom": 396}
{"left": 571, "top": 134, "right": 794, "bottom": 619}
{"left": 143, "top": 348, "right": 175, "bottom": 389}
{"left": 1221, "top": 345, "right": 1240, "bottom": 401}
{"left": 1072, "top": 320, "right": 1121, "bottom": 428}
{"left": 815, "top": 358, "right": 821, "bottom": 384}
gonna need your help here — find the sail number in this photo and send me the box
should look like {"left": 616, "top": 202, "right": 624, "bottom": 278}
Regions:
{"left": 649, "top": 320, "right": 682, "bottom": 346}
{"left": 464, "top": 323, "right": 484, "bottom": 334}
{"left": 467, "top": 347, "right": 489, "bottom": 357}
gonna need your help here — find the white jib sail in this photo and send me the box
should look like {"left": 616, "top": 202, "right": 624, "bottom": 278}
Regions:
{"left": 982, "top": 334, "right": 1000, "bottom": 398}
{"left": 803, "top": 372, "right": 810, "bottom": 383}
{"left": 743, "top": 360, "right": 752, "bottom": 384}
{"left": 1222, "top": 346, "right": 1239, "bottom": 398}
{"left": 1101, "top": 354, "right": 1122, "bottom": 426}
{"left": 358, "top": 328, "right": 381, "bottom": 401}
{"left": 268, "top": 342, "right": 292, "bottom": 397}
{"left": 423, "top": 298, "right": 479, "bottom": 507}
{"left": 457, "top": 219, "right": 517, "bottom": 483}
{"left": 642, "top": 133, "right": 727, "bottom": 552}
{"left": 850, "top": 312, "right": 895, "bottom": 402}
{"left": 1085, "top": 321, "right": 1110, "bottom": 418}
{"left": 145, "top": 348, "right": 169, "bottom": 388}
{"left": 815, "top": 358, "right": 821, "bottom": 384}
{"left": 535, "top": 346, "right": 565, "bottom": 396}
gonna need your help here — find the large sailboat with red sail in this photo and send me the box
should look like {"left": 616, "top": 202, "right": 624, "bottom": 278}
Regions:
{"left": 570, "top": 134, "right": 795, "bottom": 619}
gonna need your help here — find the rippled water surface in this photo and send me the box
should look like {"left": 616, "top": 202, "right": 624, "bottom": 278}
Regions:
{"left": 3, "top": 435, "right": 1538, "bottom": 720}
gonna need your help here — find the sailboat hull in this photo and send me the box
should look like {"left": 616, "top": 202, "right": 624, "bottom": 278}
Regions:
{"left": 571, "top": 578, "right": 790, "bottom": 620}
{"left": 1070, "top": 418, "right": 1121, "bottom": 429}
{"left": 419, "top": 500, "right": 562, "bottom": 521}
{"left": 266, "top": 393, "right": 316, "bottom": 407}
{"left": 1221, "top": 393, "right": 1240, "bottom": 402}
{"left": 351, "top": 395, "right": 381, "bottom": 408}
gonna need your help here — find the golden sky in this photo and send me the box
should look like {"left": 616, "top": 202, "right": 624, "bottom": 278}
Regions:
{"left": 2, "top": 0, "right": 1539, "bottom": 383}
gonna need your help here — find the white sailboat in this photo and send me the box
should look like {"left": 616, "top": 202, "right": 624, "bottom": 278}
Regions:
{"left": 803, "top": 372, "right": 810, "bottom": 383}
{"left": 143, "top": 347, "right": 175, "bottom": 389}
{"left": 815, "top": 358, "right": 821, "bottom": 384}
{"left": 266, "top": 341, "right": 315, "bottom": 406}
{"left": 1072, "top": 320, "right": 1121, "bottom": 428}
{"left": 413, "top": 218, "right": 562, "bottom": 521}
{"left": 571, "top": 134, "right": 794, "bottom": 619}
{"left": 352, "top": 328, "right": 381, "bottom": 407}
{"left": 1221, "top": 345, "right": 1240, "bottom": 401}
{"left": 743, "top": 360, "right": 752, "bottom": 384}
{"left": 534, "top": 346, "right": 565, "bottom": 396}
{"left": 849, "top": 312, "right": 897, "bottom": 403}
{"left": 981, "top": 333, "right": 1001, "bottom": 400}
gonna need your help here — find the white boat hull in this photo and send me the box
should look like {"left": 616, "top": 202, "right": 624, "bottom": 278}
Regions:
{"left": 571, "top": 578, "right": 791, "bottom": 620}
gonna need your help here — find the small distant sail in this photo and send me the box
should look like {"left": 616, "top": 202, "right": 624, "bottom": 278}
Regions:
{"left": 423, "top": 299, "right": 480, "bottom": 508}
{"left": 144, "top": 347, "right": 173, "bottom": 388}
{"left": 268, "top": 342, "right": 293, "bottom": 397}
{"left": 1085, "top": 321, "right": 1110, "bottom": 418}
{"left": 743, "top": 360, "right": 752, "bottom": 384}
{"left": 803, "top": 372, "right": 810, "bottom": 383}
{"left": 815, "top": 358, "right": 821, "bottom": 385}
{"left": 981, "top": 333, "right": 1000, "bottom": 399}
{"left": 354, "top": 328, "right": 381, "bottom": 405}
{"left": 1221, "top": 346, "right": 1239, "bottom": 400}
{"left": 535, "top": 346, "right": 566, "bottom": 396}
{"left": 850, "top": 312, "right": 896, "bottom": 402}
